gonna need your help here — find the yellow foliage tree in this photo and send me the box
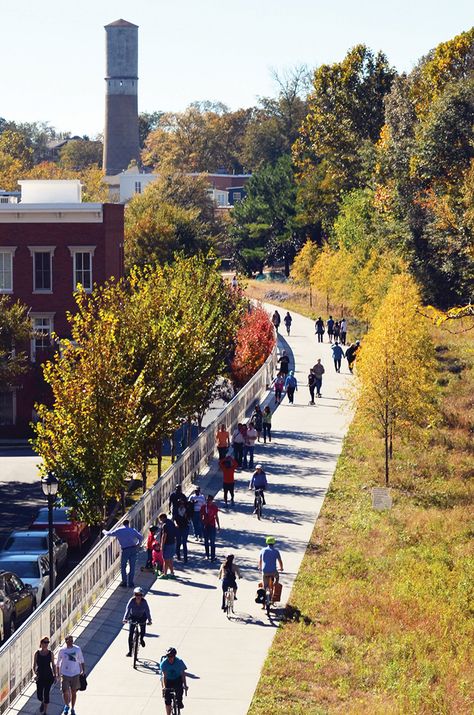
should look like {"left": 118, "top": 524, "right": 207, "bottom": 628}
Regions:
{"left": 355, "top": 274, "right": 437, "bottom": 485}
{"left": 290, "top": 239, "right": 319, "bottom": 306}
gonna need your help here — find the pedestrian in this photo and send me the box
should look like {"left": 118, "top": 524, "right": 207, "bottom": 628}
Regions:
{"left": 331, "top": 342, "right": 345, "bottom": 373}
{"left": 249, "top": 465, "right": 268, "bottom": 509}
{"left": 188, "top": 486, "right": 205, "bottom": 540}
{"left": 312, "top": 358, "right": 325, "bottom": 397}
{"left": 145, "top": 525, "right": 159, "bottom": 569}
{"left": 102, "top": 519, "right": 142, "bottom": 588}
{"left": 345, "top": 340, "right": 360, "bottom": 373}
{"left": 219, "top": 453, "right": 238, "bottom": 506}
{"left": 218, "top": 554, "right": 241, "bottom": 610}
{"left": 200, "top": 494, "right": 220, "bottom": 561}
{"left": 123, "top": 586, "right": 152, "bottom": 657}
{"left": 315, "top": 316, "right": 325, "bottom": 343}
{"left": 340, "top": 317, "right": 347, "bottom": 346}
{"left": 284, "top": 370, "right": 298, "bottom": 404}
{"left": 33, "top": 636, "right": 55, "bottom": 714}
{"left": 231, "top": 423, "right": 245, "bottom": 468}
{"left": 174, "top": 500, "right": 190, "bottom": 563}
{"left": 272, "top": 310, "right": 281, "bottom": 332}
{"left": 57, "top": 635, "right": 85, "bottom": 715}
{"left": 169, "top": 484, "right": 187, "bottom": 519}
{"left": 216, "top": 423, "right": 230, "bottom": 459}
{"left": 283, "top": 311, "right": 292, "bottom": 335}
{"left": 158, "top": 512, "right": 177, "bottom": 579}
{"left": 333, "top": 321, "right": 341, "bottom": 342}
{"left": 273, "top": 372, "right": 285, "bottom": 404}
{"left": 243, "top": 421, "right": 258, "bottom": 470}
{"left": 308, "top": 369, "right": 316, "bottom": 404}
{"left": 262, "top": 406, "right": 272, "bottom": 443}
{"left": 151, "top": 538, "right": 164, "bottom": 574}
{"left": 251, "top": 404, "right": 263, "bottom": 442}
{"left": 327, "top": 315, "right": 334, "bottom": 343}
{"left": 277, "top": 349, "right": 290, "bottom": 375}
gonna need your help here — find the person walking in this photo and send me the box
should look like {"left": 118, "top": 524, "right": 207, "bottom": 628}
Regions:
{"left": 123, "top": 587, "right": 152, "bottom": 657}
{"left": 158, "top": 512, "right": 177, "bottom": 579}
{"left": 218, "top": 554, "right": 241, "bottom": 610}
{"left": 251, "top": 404, "right": 264, "bottom": 442}
{"left": 188, "top": 486, "right": 205, "bottom": 541}
{"left": 283, "top": 311, "right": 292, "bottom": 336}
{"left": 215, "top": 423, "right": 230, "bottom": 459}
{"left": 249, "top": 464, "right": 268, "bottom": 509}
{"left": 277, "top": 349, "right": 290, "bottom": 375}
{"left": 219, "top": 453, "right": 238, "bottom": 506}
{"left": 57, "top": 635, "right": 85, "bottom": 715}
{"left": 327, "top": 315, "right": 334, "bottom": 343}
{"left": 231, "top": 423, "right": 245, "bottom": 468}
{"left": 243, "top": 421, "right": 258, "bottom": 470}
{"left": 174, "top": 501, "right": 190, "bottom": 563}
{"left": 273, "top": 372, "right": 285, "bottom": 404}
{"left": 308, "top": 369, "right": 316, "bottom": 405}
{"left": 331, "top": 342, "right": 345, "bottom": 373}
{"left": 345, "top": 340, "right": 360, "bottom": 373}
{"left": 33, "top": 636, "right": 55, "bottom": 714}
{"left": 340, "top": 317, "right": 347, "bottom": 346}
{"left": 262, "top": 406, "right": 272, "bottom": 443}
{"left": 145, "top": 525, "right": 159, "bottom": 569}
{"left": 333, "top": 320, "right": 341, "bottom": 343}
{"left": 258, "top": 537, "right": 283, "bottom": 591}
{"left": 312, "top": 359, "right": 325, "bottom": 398}
{"left": 201, "top": 494, "right": 220, "bottom": 561}
{"left": 315, "top": 317, "right": 325, "bottom": 343}
{"left": 284, "top": 370, "right": 298, "bottom": 404}
{"left": 272, "top": 310, "right": 281, "bottom": 333}
{"left": 168, "top": 484, "right": 187, "bottom": 519}
{"left": 102, "top": 519, "right": 142, "bottom": 588}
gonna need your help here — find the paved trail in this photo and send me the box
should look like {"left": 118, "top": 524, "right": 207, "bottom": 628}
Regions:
{"left": 11, "top": 307, "right": 353, "bottom": 715}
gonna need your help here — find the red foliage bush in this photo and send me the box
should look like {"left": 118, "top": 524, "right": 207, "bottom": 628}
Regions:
{"left": 230, "top": 304, "right": 275, "bottom": 387}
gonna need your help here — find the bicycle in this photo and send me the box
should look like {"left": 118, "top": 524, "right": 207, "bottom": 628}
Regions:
{"left": 224, "top": 586, "right": 235, "bottom": 617}
{"left": 163, "top": 687, "right": 185, "bottom": 715}
{"left": 128, "top": 619, "right": 141, "bottom": 669}
{"left": 254, "top": 488, "right": 264, "bottom": 520}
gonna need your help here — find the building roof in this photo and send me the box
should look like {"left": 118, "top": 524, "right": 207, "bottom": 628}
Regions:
{"left": 105, "top": 19, "right": 138, "bottom": 28}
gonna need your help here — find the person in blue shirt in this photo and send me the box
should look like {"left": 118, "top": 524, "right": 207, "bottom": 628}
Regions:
{"left": 102, "top": 519, "right": 142, "bottom": 588}
{"left": 160, "top": 647, "right": 188, "bottom": 713}
{"left": 331, "top": 342, "right": 345, "bottom": 373}
{"left": 122, "top": 587, "right": 152, "bottom": 657}
{"left": 258, "top": 536, "right": 283, "bottom": 590}
{"left": 249, "top": 464, "right": 268, "bottom": 509}
{"left": 284, "top": 371, "right": 298, "bottom": 404}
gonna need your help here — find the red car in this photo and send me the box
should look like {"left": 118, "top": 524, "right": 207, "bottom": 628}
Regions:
{"left": 30, "top": 508, "right": 90, "bottom": 549}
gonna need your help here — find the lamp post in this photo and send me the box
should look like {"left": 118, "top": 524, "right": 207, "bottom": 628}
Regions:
{"left": 41, "top": 472, "right": 59, "bottom": 592}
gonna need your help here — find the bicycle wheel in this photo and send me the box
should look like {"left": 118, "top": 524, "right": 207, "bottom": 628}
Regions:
{"left": 226, "top": 588, "right": 234, "bottom": 618}
{"left": 132, "top": 626, "right": 139, "bottom": 669}
{"left": 171, "top": 692, "right": 180, "bottom": 715}
{"left": 256, "top": 498, "right": 262, "bottom": 520}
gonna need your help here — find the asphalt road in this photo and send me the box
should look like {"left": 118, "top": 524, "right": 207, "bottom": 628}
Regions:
{"left": 0, "top": 447, "right": 43, "bottom": 548}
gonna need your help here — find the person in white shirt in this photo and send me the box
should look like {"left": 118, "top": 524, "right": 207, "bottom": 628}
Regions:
{"left": 56, "top": 635, "right": 85, "bottom": 715}
{"left": 243, "top": 422, "right": 258, "bottom": 470}
{"left": 188, "top": 486, "right": 206, "bottom": 541}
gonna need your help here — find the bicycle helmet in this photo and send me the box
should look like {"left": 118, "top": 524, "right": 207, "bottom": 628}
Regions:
{"left": 133, "top": 586, "right": 144, "bottom": 595}
{"left": 166, "top": 647, "right": 177, "bottom": 657}
{"left": 266, "top": 536, "right": 276, "bottom": 545}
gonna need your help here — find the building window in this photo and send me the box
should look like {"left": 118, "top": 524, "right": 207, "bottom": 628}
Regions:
{"left": 28, "top": 248, "right": 55, "bottom": 293}
{"left": 31, "top": 315, "right": 54, "bottom": 362}
{"left": 232, "top": 191, "right": 242, "bottom": 203}
{"left": 134, "top": 181, "right": 142, "bottom": 194}
{"left": 0, "top": 391, "right": 15, "bottom": 425}
{"left": 68, "top": 247, "right": 96, "bottom": 292}
{"left": 0, "top": 250, "right": 14, "bottom": 292}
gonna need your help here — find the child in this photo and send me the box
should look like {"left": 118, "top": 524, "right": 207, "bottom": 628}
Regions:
{"left": 273, "top": 372, "right": 285, "bottom": 404}
{"left": 152, "top": 538, "right": 164, "bottom": 575}
{"left": 145, "top": 525, "right": 158, "bottom": 569}
{"left": 255, "top": 582, "right": 266, "bottom": 609}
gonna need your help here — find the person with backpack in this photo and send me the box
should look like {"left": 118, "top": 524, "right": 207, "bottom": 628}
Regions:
{"left": 273, "top": 372, "right": 285, "bottom": 404}
{"left": 218, "top": 554, "right": 241, "bottom": 610}
{"left": 315, "top": 317, "right": 325, "bottom": 343}
{"left": 327, "top": 315, "right": 335, "bottom": 343}
{"left": 333, "top": 321, "right": 341, "bottom": 342}
{"left": 332, "top": 342, "right": 345, "bottom": 373}
{"left": 283, "top": 311, "right": 292, "bottom": 335}
{"left": 158, "top": 512, "right": 177, "bottom": 579}
{"left": 251, "top": 404, "right": 264, "bottom": 442}
{"left": 174, "top": 500, "right": 191, "bottom": 563}
{"left": 284, "top": 370, "right": 298, "bottom": 404}
{"left": 308, "top": 369, "right": 316, "bottom": 405}
{"left": 312, "top": 359, "right": 325, "bottom": 398}
{"left": 272, "top": 310, "right": 281, "bottom": 332}
{"left": 219, "top": 453, "right": 238, "bottom": 506}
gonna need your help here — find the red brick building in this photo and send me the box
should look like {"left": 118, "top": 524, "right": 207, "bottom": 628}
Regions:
{"left": 0, "top": 180, "right": 124, "bottom": 436}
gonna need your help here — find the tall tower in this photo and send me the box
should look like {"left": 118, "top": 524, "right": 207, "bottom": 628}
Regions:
{"left": 103, "top": 19, "right": 140, "bottom": 176}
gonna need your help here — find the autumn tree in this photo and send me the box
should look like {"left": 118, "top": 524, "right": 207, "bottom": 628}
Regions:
{"left": 230, "top": 304, "right": 275, "bottom": 387}
{"left": 59, "top": 139, "right": 103, "bottom": 170}
{"left": 0, "top": 297, "right": 32, "bottom": 390}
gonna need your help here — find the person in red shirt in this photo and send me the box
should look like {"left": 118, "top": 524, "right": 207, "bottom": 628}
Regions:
{"left": 145, "top": 525, "right": 158, "bottom": 569}
{"left": 200, "top": 494, "right": 220, "bottom": 561}
{"left": 219, "top": 454, "right": 238, "bottom": 506}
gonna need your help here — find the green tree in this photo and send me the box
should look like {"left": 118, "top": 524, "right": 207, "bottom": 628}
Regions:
{"left": 0, "top": 297, "right": 32, "bottom": 390}
{"left": 59, "top": 139, "right": 103, "bottom": 170}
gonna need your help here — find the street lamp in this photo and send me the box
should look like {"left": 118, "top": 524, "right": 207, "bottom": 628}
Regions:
{"left": 41, "top": 472, "right": 59, "bottom": 592}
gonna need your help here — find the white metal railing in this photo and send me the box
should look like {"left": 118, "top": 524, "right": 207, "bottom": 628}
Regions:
{"left": 0, "top": 343, "right": 277, "bottom": 713}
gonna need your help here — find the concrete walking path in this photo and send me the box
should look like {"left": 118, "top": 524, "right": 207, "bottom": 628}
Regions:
{"left": 10, "top": 307, "right": 353, "bottom": 715}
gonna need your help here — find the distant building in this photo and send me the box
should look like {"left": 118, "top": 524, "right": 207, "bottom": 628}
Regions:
{"left": 45, "top": 136, "right": 83, "bottom": 162}
{"left": 0, "top": 180, "right": 124, "bottom": 436}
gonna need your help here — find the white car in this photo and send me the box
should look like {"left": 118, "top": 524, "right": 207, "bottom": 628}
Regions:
{"left": 0, "top": 554, "right": 54, "bottom": 605}
{"left": 2, "top": 530, "right": 68, "bottom": 572}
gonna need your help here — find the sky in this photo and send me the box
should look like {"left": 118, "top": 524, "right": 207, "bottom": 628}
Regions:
{"left": 1, "top": 0, "right": 472, "bottom": 137}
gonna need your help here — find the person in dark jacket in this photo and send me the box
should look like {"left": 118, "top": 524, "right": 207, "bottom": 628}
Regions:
{"left": 331, "top": 342, "right": 345, "bottom": 373}
{"left": 283, "top": 312, "right": 292, "bottom": 335}
{"left": 174, "top": 501, "right": 191, "bottom": 562}
{"left": 345, "top": 341, "right": 360, "bottom": 373}
{"left": 312, "top": 359, "right": 325, "bottom": 397}
{"left": 272, "top": 310, "right": 281, "bottom": 332}
{"left": 327, "top": 316, "right": 335, "bottom": 343}
{"left": 33, "top": 636, "right": 56, "bottom": 714}
{"left": 315, "top": 317, "right": 325, "bottom": 343}
{"left": 251, "top": 404, "right": 264, "bottom": 441}
{"left": 277, "top": 350, "right": 290, "bottom": 375}
{"left": 123, "top": 587, "right": 152, "bottom": 656}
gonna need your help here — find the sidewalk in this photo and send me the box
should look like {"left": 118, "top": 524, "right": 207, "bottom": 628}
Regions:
{"left": 10, "top": 307, "right": 353, "bottom": 715}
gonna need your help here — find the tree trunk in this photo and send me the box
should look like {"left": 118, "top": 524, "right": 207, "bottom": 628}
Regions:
{"left": 120, "top": 488, "right": 126, "bottom": 515}
{"left": 384, "top": 405, "right": 390, "bottom": 486}
{"left": 284, "top": 255, "right": 290, "bottom": 277}
{"left": 389, "top": 422, "right": 393, "bottom": 460}
{"left": 170, "top": 434, "right": 175, "bottom": 464}
{"left": 326, "top": 293, "right": 330, "bottom": 314}
{"left": 141, "top": 456, "right": 148, "bottom": 494}
{"left": 157, "top": 439, "right": 163, "bottom": 479}
{"left": 309, "top": 284, "right": 313, "bottom": 307}
{"left": 187, "top": 415, "right": 192, "bottom": 447}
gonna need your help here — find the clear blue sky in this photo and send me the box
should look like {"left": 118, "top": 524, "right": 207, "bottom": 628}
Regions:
{"left": 1, "top": 0, "right": 472, "bottom": 137}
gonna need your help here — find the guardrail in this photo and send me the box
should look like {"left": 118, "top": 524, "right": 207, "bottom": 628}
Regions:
{"left": 0, "top": 343, "right": 277, "bottom": 713}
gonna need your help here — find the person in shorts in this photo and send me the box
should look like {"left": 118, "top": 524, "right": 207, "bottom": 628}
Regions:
{"left": 56, "top": 634, "right": 85, "bottom": 715}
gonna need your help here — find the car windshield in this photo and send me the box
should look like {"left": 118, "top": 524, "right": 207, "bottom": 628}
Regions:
{"left": 5, "top": 537, "right": 48, "bottom": 551}
{"left": 35, "top": 509, "right": 70, "bottom": 524}
{"left": 0, "top": 561, "right": 40, "bottom": 579}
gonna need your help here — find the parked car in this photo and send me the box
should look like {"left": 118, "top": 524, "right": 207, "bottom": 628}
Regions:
{"left": 0, "top": 570, "right": 36, "bottom": 640}
{"left": 0, "top": 554, "right": 53, "bottom": 605}
{"left": 2, "top": 530, "right": 68, "bottom": 572}
{"left": 30, "top": 508, "right": 91, "bottom": 549}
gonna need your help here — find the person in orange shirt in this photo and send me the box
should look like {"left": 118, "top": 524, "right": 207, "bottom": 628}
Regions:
{"left": 216, "top": 423, "right": 230, "bottom": 459}
{"left": 219, "top": 453, "right": 238, "bottom": 506}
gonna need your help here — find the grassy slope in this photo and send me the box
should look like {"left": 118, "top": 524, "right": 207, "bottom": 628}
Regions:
{"left": 247, "top": 280, "right": 474, "bottom": 714}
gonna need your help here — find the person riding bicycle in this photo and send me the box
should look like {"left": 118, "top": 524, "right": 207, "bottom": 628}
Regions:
{"left": 249, "top": 464, "right": 267, "bottom": 510}
{"left": 123, "top": 587, "right": 152, "bottom": 657}
{"left": 160, "top": 647, "right": 188, "bottom": 713}
{"left": 218, "top": 554, "right": 241, "bottom": 610}
{"left": 258, "top": 537, "right": 283, "bottom": 592}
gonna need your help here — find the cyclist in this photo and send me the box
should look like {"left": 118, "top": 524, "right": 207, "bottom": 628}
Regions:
{"left": 249, "top": 464, "right": 267, "bottom": 511}
{"left": 160, "top": 647, "right": 188, "bottom": 713}
{"left": 218, "top": 554, "right": 241, "bottom": 610}
{"left": 123, "top": 587, "right": 152, "bottom": 657}
{"left": 258, "top": 537, "right": 283, "bottom": 594}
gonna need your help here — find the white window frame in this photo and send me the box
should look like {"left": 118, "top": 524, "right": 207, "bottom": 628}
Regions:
{"left": 30, "top": 312, "right": 55, "bottom": 363}
{"left": 0, "top": 390, "right": 16, "bottom": 426}
{"left": 0, "top": 247, "right": 16, "bottom": 293}
{"left": 28, "top": 246, "right": 55, "bottom": 294}
{"left": 68, "top": 246, "right": 96, "bottom": 293}
{"left": 134, "top": 181, "right": 142, "bottom": 194}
